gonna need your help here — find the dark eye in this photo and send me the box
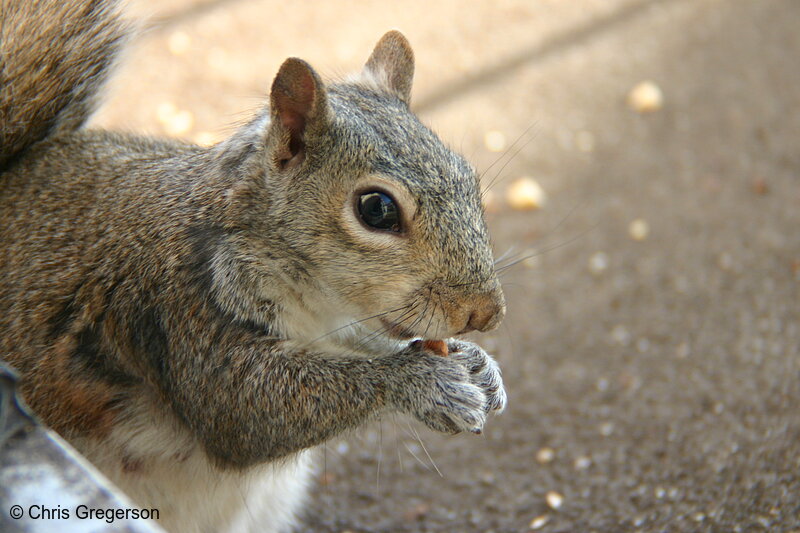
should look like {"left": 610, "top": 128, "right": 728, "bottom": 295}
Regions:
{"left": 357, "top": 191, "right": 400, "bottom": 232}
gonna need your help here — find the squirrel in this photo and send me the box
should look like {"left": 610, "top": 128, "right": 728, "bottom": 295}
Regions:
{"left": 0, "top": 1, "right": 507, "bottom": 532}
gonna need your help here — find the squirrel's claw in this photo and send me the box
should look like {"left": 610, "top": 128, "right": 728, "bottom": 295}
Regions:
{"left": 447, "top": 339, "right": 507, "bottom": 415}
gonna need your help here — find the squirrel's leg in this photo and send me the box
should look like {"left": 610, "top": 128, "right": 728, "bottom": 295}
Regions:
{"left": 148, "top": 302, "right": 505, "bottom": 469}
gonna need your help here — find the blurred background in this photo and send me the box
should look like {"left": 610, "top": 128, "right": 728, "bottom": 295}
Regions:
{"left": 94, "top": 1, "right": 800, "bottom": 531}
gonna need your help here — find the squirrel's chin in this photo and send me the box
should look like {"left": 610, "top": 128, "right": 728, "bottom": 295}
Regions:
{"left": 379, "top": 318, "right": 418, "bottom": 340}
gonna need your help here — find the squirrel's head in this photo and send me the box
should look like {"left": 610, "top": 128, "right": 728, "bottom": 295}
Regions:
{"left": 218, "top": 32, "right": 504, "bottom": 343}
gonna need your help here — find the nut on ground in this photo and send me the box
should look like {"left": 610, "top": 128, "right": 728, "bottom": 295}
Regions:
{"left": 627, "top": 80, "right": 664, "bottom": 113}
{"left": 628, "top": 218, "right": 649, "bottom": 241}
{"left": 507, "top": 177, "right": 546, "bottom": 211}
{"left": 546, "top": 490, "right": 564, "bottom": 510}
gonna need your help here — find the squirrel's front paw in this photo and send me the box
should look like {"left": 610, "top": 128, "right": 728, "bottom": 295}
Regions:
{"left": 446, "top": 339, "right": 507, "bottom": 414}
{"left": 386, "top": 340, "right": 506, "bottom": 435}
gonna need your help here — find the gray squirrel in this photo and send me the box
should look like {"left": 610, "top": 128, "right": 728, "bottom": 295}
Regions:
{"left": 0, "top": 1, "right": 507, "bottom": 532}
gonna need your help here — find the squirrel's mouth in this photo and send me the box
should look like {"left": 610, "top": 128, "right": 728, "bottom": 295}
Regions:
{"left": 379, "top": 318, "right": 417, "bottom": 340}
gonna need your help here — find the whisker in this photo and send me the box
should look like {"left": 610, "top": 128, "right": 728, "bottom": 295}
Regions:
{"left": 493, "top": 245, "right": 519, "bottom": 268}
{"left": 501, "top": 198, "right": 589, "bottom": 264}
{"left": 403, "top": 292, "right": 433, "bottom": 337}
{"left": 543, "top": 197, "right": 589, "bottom": 241}
{"left": 234, "top": 471, "right": 255, "bottom": 528}
{"left": 322, "top": 444, "right": 328, "bottom": 494}
{"left": 434, "top": 290, "right": 447, "bottom": 338}
{"left": 422, "top": 288, "right": 437, "bottom": 339}
{"left": 409, "top": 423, "right": 443, "bottom": 478}
{"left": 305, "top": 303, "right": 413, "bottom": 347}
{"left": 380, "top": 299, "right": 430, "bottom": 348}
{"left": 352, "top": 319, "right": 412, "bottom": 352}
{"left": 496, "top": 222, "right": 599, "bottom": 274}
{"left": 403, "top": 439, "right": 433, "bottom": 473}
{"left": 352, "top": 301, "right": 422, "bottom": 351}
{"left": 393, "top": 414, "right": 405, "bottom": 473}
{"left": 398, "top": 422, "right": 435, "bottom": 473}
{"left": 375, "top": 421, "right": 383, "bottom": 496}
{"left": 482, "top": 125, "right": 540, "bottom": 194}
{"left": 478, "top": 123, "right": 538, "bottom": 187}
{"left": 303, "top": 305, "right": 414, "bottom": 362}
{"left": 451, "top": 198, "right": 590, "bottom": 289}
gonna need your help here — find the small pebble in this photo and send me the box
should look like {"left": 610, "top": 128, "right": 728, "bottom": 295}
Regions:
{"left": 675, "top": 342, "right": 690, "bottom": 359}
{"left": 751, "top": 176, "right": 769, "bottom": 195}
{"left": 619, "top": 372, "right": 642, "bottom": 391}
{"left": 156, "top": 102, "right": 194, "bottom": 136}
{"left": 194, "top": 132, "right": 218, "bottom": 146}
{"left": 627, "top": 80, "right": 664, "bottom": 113}
{"left": 403, "top": 503, "right": 430, "bottom": 522}
{"left": 556, "top": 127, "right": 573, "bottom": 150}
{"left": 207, "top": 47, "right": 228, "bottom": 70}
{"left": 673, "top": 275, "right": 690, "bottom": 293}
{"left": 636, "top": 338, "right": 650, "bottom": 353}
{"left": 507, "top": 177, "right": 547, "bottom": 211}
{"left": 574, "top": 455, "right": 591, "bottom": 470}
{"left": 611, "top": 325, "right": 631, "bottom": 346}
{"left": 156, "top": 102, "right": 178, "bottom": 124}
{"left": 575, "top": 130, "right": 595, "bottom": 152}
{"left": 167, "top": 31, "right": 192, "bottom": 55}
{"left": 599, "top": 421, "right": 614, "bottom": 436}
{"left": 628, "top": 218, "right": 649, "bottom": 241}
{"left": 718, "top": 252, "right": 734, "bottom": 271}
{"left": 536, "top": 447, "right": 555, "bottom": 464}
{"left": 165, "top": 110, "right": 194, "bottom": 136}
{"left": 757, "top": 516, "right": 773, "bottom": 528}
{"left": 588, "top": 251, "right": 609, "bottom": 274}
{"left": 529, "top": 515, "right": 550, "bottom": 530}
{"left": 484, "top": 130, "right": 507, "bottom": 152}
{"left": 546, "top": 491, "right": 563, "bottom": 510}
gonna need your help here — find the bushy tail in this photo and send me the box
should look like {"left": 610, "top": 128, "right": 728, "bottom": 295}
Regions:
{"left": 0, "top": 0, "right": 129, "bottom": 170}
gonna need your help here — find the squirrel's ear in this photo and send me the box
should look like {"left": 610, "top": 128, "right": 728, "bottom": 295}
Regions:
{"left": 363, "top": 31, "right": 415, "bottom": 104}
{"left": 268, "top": 58, "right": 329, "bottom": 170}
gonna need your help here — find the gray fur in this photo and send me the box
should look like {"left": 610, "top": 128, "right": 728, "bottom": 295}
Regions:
{"left": 0, "top": 0, "right": 507, "bottom": 528}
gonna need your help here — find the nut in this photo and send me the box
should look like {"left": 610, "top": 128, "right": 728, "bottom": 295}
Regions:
{"left": 507, "top": 177, "right": 547, "bottom": 211}
{"left": 627, "top": 80, "right": 664, "bottom": 113}
{"left": 422, "top": 339, "right": 448, "bottom": 357}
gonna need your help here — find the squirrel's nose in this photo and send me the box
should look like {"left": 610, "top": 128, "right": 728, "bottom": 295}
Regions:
{"left": 460, "top": 291, "right": 506, "bottom": 333}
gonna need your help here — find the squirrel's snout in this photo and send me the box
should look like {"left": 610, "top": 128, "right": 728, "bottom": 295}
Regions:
{"left": 459, "top": 291, "right": 506, "bottom": 334}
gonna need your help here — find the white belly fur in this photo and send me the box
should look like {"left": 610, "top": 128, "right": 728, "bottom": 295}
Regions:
{"left": 74, "top": 400, "right": 314, "bottom": 533}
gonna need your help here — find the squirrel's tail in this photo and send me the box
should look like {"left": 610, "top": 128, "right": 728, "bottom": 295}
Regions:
{"left": 0, "top": 0, "right": 130, "bottom": 171}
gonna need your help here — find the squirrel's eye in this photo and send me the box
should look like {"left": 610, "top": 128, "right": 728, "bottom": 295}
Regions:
{"left": 357, "top": 191, "right": 400, "bottom": 232}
